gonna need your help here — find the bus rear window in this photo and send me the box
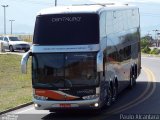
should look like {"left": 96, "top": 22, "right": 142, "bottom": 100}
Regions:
{"left": 33, "top": 13, "right": 99, "bottom": 45}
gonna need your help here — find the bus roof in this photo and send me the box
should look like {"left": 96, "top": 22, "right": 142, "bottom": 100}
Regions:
{"left": 37, "top": 4, "right": 138, "bottom": 15}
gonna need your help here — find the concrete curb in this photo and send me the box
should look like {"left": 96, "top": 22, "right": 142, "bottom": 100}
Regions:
{"left": 0, "top": 102, "right": 33, "bottom": 115}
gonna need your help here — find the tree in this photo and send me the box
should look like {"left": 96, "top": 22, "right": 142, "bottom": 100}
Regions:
{"left": 141, "top": 46, "right": 151, "bottom": 54}
{"left": 141, "top": 37, "right": 150, "bottom": 49}
{"left": 150, "top": 48, "right": 160, "bottom": 55}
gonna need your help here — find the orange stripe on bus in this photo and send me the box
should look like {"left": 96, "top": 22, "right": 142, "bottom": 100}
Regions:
{"left": 35, "top": 89, "right": 78, "bottom": 100}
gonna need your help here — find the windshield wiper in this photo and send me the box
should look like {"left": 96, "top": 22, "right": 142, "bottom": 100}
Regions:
{"left": 72, "top": 84, "right": 88, "bottom": 86}
{"left": 48, "top": 83, "right": 58, "bottom": 88}
{"left": 51, "top": 78, "right": 72, "bottom": 88}
{"left": 34, "top": 83, "right": 58, "bottom": 89}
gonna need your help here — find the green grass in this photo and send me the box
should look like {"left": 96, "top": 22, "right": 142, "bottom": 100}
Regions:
{"left": 141, "top": 52, "right": 160, "bottom": 57}
{"left": 0, "top": 54, "right": 32, "bottom": 112}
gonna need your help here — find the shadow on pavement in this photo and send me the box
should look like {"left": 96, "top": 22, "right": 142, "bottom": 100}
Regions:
{"left": 41, "top": 81, "right": 155, "bottom": 120}
{"left": 42, "top": 110, "right": 101, "bottom": 120}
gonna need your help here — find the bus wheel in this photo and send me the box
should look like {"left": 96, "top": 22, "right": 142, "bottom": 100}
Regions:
{"left": 129, "top": 70, "right": 134, "bottom": 89}
{"left": 105, "top": 86, "right": 112, "bottom": 106}
{"left": 133, "top": 65, "right": 137, "bottom": 85}
{"left": 134, "top": 64, "right": 138, "bottom": 79}
{"left": 112, "top": 83, "right": 118, "bottom": 102}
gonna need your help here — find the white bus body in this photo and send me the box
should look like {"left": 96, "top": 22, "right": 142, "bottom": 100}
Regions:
{"left": 21, "top": 4, "right": 141, "bottom": 111}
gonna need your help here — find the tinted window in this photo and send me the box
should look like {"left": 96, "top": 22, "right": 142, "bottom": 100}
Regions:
{"left": 32, "top": 52, "right": 98, "bottom": 88}
{"left": 33, "top": 13, "right": 99, "bottom": 45}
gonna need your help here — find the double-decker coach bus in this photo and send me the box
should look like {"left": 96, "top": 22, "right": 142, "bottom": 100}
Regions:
{"left": 21, "top": 3, "right": 141, "bottom": 111}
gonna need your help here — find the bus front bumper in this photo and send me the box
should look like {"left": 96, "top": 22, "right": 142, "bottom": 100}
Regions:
{"left": 33, "top": 98, "right": 101, "bottom": 110}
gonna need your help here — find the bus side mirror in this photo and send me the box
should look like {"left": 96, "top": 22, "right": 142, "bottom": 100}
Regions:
{"left": 21, "top": 50, "right": 31, "bottom": 74}
{"left": 97, "top": 51, "right": 103, "bottom": 72}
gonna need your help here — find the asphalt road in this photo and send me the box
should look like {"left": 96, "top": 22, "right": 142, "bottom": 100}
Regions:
{"left": 1, "top": 56, "right": 160, "bottom": 120}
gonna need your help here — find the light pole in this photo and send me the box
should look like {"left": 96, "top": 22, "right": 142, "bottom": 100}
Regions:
{"left": 9, "top": 20, "right": 15, "bottom": 35}
{"left": 1, "top": 5, "right": 9, "bottom": 35}
{"left": 157, "top": 33, "right": 160, "bottom": 47}
{"left": 153, "top": 29, "right": 159, "bottom": 47}
{"left": 55, "top": 0, "right": 57, "bottom": 6}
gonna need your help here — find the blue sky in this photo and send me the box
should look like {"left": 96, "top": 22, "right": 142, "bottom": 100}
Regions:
{"left": 0, "top": 0, "right": 160, "bottom": 37}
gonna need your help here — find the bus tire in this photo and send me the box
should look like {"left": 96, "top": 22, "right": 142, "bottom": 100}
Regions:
{"left": 105, "top": 85, "right": 112, "bottom": 106}
{"left": 134, "top": 65, "right": 137, "bottom": 78}
{"left": 132, "top": 65, "right": 136, "bottom": 86}
{"left": 112, "top": 81, "right": 118, "bottom": 102}
{"left": 129, "top": 69, "right": 134, "bottom": 89}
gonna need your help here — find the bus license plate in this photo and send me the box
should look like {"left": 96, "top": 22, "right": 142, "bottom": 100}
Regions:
{"left": 60, "top": 104, "right": 71, "bottom": 108}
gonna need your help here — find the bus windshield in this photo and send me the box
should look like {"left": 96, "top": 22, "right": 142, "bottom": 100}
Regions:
{"left": 32, "top": 52, "right": 98, "bottom": 88}
{"left": 33, "top": 13, "right": 99, "bottom": 45}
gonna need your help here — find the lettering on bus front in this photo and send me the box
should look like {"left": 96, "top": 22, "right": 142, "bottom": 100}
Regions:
{"left": 51, "top": 17, "right": 82, "bottom": 22}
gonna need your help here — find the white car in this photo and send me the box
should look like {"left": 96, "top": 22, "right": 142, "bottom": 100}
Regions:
{"left": 0, "top": 35, "right": 30, "bottom": 52}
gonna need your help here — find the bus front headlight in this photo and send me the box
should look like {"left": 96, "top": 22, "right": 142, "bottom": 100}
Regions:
{"left": 82, "top": 94, "right": 99, "bottom": 100}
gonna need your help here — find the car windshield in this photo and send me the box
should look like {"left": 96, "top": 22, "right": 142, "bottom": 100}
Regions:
{"left": 32, "top": 52, "right": 98, "bottom": 88}
{"left": 9, "top": 37, "right": 20, "bottom": 41}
